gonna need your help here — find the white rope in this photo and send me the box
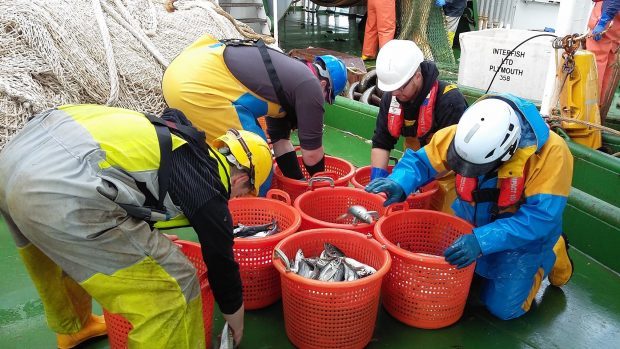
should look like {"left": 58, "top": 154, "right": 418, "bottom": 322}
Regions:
{"left": 0, "top": 0, "right": 269, "bottom": 150}
{"left": 101, "top": 1, "right": 170, "bottom": 67}
{"left": 92, "top": 0, "right": 120, "bottom": 105}
{"left": 547, "top": 116, "right": 620, "bottom": 136}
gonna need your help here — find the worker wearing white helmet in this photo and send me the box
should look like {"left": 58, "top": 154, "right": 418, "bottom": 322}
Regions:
{"left": 367, "top": 93, "right": 574, "bottom": 320}
{"left": 371, "top": 39, "right": 468, "bottom": 212}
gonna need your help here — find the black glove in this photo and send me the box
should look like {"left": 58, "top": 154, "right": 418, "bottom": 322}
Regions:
{"left": 275, "top": 151, "right": 304, "bottom": 180}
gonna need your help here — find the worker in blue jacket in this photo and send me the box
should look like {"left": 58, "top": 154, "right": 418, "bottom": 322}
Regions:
{"left": 367, "top": 93, "right": 574, "bottom": 319}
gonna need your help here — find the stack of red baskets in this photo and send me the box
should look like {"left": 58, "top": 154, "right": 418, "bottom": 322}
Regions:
{"left": 271, "top": 154, "right": 355, "bottom": 202}
{"left": 374, "top": 206, "right": 476, "bottom": 329}
{"left": 273, "top": 229, "right": 391, "bottom": 349}
{"left": 228, "top": 189, "right": 301, "bottom": 309}
{"left": 103, "top": 241, "right": 214, "bottom": 348}
{"left": 351, "top": 165, "right": 439, "bottom": 210}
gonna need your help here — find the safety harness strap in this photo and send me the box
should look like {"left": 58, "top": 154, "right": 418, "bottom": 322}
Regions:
{"left": 255, "top": 39, "right": 298, "bottom": 125}
{"left": 143, "top": 114, "right": 173, "bottom": 211}
{"left": 219, "top": 38, "right": 298, "bottom": 127}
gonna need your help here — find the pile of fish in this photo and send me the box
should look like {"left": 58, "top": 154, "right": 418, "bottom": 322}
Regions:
{"left": 274, "top": 243, "right": 377, "bottom": 282}
{"left": 233, "top": 219, "right": 278, "bottom": 238}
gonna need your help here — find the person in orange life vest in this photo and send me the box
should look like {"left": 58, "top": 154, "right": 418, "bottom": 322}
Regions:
{"left": 586, "top": 0, "right": 620, "bottom": 122}
{"left": 370, "top": 39, "right": 467, "bottom": 212}
{"left": 361, "top": 0, "right": 396, "bottom": 60}
{"left": 366, "top": 94, "right": 575, "bottom": 320}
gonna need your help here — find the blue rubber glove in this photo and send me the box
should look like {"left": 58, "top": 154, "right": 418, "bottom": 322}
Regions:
{"left": 365, "top": 178, "right": 406, "bottom": 207}
{"left": 435, "top": 0, "right": 446, "bottom": 7}
{"left": 444, "top": 234, "right": 481, "bottom": 269}
{"left": 592, "top": 14, "right": 613, "bottom": 41}
{"left": 370, "top": 167, "right": 390, "bottom": 180}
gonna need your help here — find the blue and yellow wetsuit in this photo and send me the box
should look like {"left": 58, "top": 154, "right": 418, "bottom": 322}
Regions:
{"left": 387, "top": 93, "right": 574, "bottom": 319}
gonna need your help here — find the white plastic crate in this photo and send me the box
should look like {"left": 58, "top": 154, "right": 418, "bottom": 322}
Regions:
{"left": 458, "top": 29, "right": 555, "bottom": 102}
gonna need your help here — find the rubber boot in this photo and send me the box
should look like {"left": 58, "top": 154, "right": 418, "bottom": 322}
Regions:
{"left": 57, "top": 314, "right": 107, "bottom": 349}
{"left": 548, "top": 233, "right": 574, "bottom": 287}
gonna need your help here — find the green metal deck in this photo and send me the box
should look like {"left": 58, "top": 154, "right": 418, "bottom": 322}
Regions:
{"left": 1, "top": 122, "right": 620, "bottom": 348}
{"left": 1, "top": 7, "right": 620, "bottom": 349}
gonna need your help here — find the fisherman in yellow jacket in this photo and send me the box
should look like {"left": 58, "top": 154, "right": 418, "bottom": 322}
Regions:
{"left": 162, "top": 34, "right": 347, "bottom": 195}
{"left": 367, "top": 94, "right": 574, "bottom": 319}
{"left": 0, "top": 105, "right": 272, "bottom": 348}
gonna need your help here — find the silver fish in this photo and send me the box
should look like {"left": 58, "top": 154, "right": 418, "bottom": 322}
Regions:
{"left": 324, "top": 243, "right": 345, "bottom": 258}
{"left": 331, "top": 261, "right": 345, "bottom": 282}
{"left": 349, "top": 205, "right": 379, "bottom": 224}
{"left": 297, "top": 259, "right": 315, "bottom": 279}
{"left": 304, "top": 257, "right": 329, "bottom": 271}
{"left": 343, "top": 257, "right": 377, "bottom": 278}
{"left": 318, "top": 258, "right": 343, "bottom": 281}
{"left": 291, "top": 249, "right": 304, "bottom": 273}
{"left": 219, "top": 322, "right": 234, "bottom": 349}
{"left": 246, "top": 221, "right": 279, "bottom": 238}
{"left": 343, "top": 262, "right": 359, "bottom": 281}
{"left": 337, "top": 205, "right": 379, "bottom": 225}
{"left": 234, "top": 219, "right": 278, "bottom": 238}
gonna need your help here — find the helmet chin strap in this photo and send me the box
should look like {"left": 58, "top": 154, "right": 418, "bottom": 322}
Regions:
{"left": 500, "top": 138, "right": 519, "bottom": 162}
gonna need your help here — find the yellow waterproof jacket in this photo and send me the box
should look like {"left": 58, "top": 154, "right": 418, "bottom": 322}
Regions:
{"left": 57, "top": 104, "right": 229, "bottom": 228}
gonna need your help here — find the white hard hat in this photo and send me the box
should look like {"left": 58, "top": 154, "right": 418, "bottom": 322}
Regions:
{"left": 447, "top": 98, "right": 522, "bottom": 177}
{"left": 376, "top": 40, "right": 424, "bottom": 91}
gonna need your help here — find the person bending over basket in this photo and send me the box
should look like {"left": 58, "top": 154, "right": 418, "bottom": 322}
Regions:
{"left": 0, "top": 105, "right": 272, "bottom": 348}
{"left": 162, "top": 34, "right": 347, "bottom": 195}
{"left": 366, "top": 93, "right": 574, "bottom": 320}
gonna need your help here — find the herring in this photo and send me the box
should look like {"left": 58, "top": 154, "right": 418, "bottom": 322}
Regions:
{"left": 233, "top": 218, "right": 278, "bottom": 238}
{"left": 219, "top": 322, "right": 234, "bottom": 349}
{"left": 336, "top": 205, "right": 380, "bottom": 225}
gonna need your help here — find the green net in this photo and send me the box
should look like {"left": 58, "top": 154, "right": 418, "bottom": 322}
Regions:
{"left": 397, "top": 0, "right": 458, "bottom": 81}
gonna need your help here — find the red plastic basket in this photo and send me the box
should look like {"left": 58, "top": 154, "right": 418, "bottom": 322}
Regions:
{"left": 273, "top": 229, "right": 391, "bottom": 349}
{"left": 351, "top": 165, "right": 439, "bottom": 210}
{"left": 294, "top": 186, "right": 386, "bottom": 234}
{"left": 373, "top": 206, "right": 475, "bottom": 329}
{"left": 103, "top": 241, "right": 214, "bottom": 348}
{"left": 271, "top": 155, "right": 355, "bottom": 202}
{"left": 229, "top": 189, "right": 302, "bottom": 309}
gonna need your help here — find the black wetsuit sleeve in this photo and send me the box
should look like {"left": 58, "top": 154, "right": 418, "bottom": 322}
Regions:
{"left": 266, "top": 115, "right": 292, "bottom": 143}
{"left": 168, "top": 144, "right": 242, "bottom": 314}
{"left": 189, "top": 197, "right": 242, "bottom": 315}
{"left": 371, "top": 93, "right": 398, "bottom": 151}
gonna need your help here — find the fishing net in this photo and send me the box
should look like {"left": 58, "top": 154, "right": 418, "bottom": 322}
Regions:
{"left": 0, "top": 0, "right": 274, "bottom": 150}
{"left": 397, "top": 0, "right": 458, "bottom": 80}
